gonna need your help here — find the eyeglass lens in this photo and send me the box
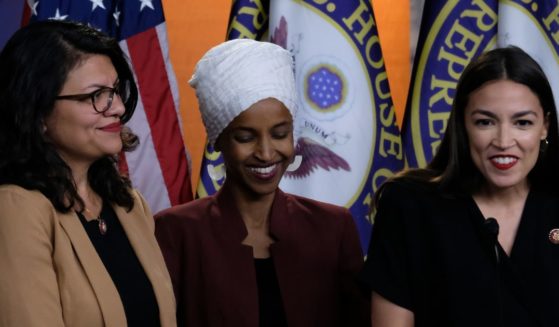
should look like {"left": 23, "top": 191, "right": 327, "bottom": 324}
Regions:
{"left": 93, "top": 88, "right": 116, "bottom": 113}
{"left": 92, "top": 84, "right": 127, "bottom": 113}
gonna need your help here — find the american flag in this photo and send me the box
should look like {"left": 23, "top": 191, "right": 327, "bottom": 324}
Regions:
{"left": 24, "top": 0, "right": 193, "bottom": 213}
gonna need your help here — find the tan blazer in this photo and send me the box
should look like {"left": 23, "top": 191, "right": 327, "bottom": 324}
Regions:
{"left": 0, "top": 185, "right": 176, "bottom": 327}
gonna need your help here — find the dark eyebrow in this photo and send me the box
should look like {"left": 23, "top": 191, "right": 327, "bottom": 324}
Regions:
{"left": 233, "top": 127, "right": 255, "bottom": 133}
{"left": 271, "top": 121, "right": 292, "bottom": 129}
{"left": 470, "top": 109, "right": 538, "bottom": 119}
{"left": 84, "top": 79, "right": 119, "bottom": 90}
{"left": 511, "top": 110, "right": 538, "bottom": 119}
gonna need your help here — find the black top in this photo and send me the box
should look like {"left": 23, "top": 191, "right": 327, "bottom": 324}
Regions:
{"left": 254, "top": 257, "right": 288, "bottom": 327}
{"left": 361, "top": 181, "right": 559, "bottom": 327}
{"left": 77, "top": 202, "right": 160, "bottom": 327}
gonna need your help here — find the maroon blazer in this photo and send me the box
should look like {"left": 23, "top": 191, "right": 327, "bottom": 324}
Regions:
{"left": 155, "top": 186, "right": 370, "bottom": 327}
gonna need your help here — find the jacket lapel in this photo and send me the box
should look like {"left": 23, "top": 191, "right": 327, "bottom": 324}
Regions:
{"left": 58, "top": 211, "right": 127, "bottom": 327}
{"left": 214, "top": 186, "right": 260, "bottom": 326}
{"left": 268, "top": 191, "right": 302, "bottom": 325}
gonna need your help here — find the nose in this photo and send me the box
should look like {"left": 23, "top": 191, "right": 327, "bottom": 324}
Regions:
{"left": 104, "top": 93, "right": 125, "bottom": 118}
{"left": 254, "top": 136, "right": 274, "bottom": 162}
{"left": 492, "top": 124, "right": 515, "bottom": 150}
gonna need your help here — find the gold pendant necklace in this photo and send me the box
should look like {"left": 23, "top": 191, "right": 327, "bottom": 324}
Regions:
{"left": 85, "top": 208, "right": 107, "bottom": 235}
{"left": 97, "top": 217, "right": 108, "bottom": 235}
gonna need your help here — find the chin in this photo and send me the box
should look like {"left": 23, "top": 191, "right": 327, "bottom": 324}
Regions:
{"left": 102, "top": 143, "right": 123, "bottom": 156}
{"left": 245, "top": 182, "right": 280, "bottom": 198}
{"left": 254, "top": 184, "right": 280, "bottom": 195}
{"left": 486, "top": 178, "right": 527, "bottom": 191}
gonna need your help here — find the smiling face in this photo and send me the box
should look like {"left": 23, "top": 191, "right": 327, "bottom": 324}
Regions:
{"left": 44, "top": 54, "right": 125, "bottom": 168}
{"left": 217, "top": 98, "right": 294, "bottom": 200}
{"left": 464, "top": 79, "right": 549, "bottom": 193}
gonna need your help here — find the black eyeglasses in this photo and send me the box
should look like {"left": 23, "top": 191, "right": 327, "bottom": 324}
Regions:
{"left": 56, "top": 83, "right": 123, "bottom": 114}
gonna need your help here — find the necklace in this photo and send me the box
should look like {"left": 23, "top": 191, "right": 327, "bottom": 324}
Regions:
{"left": 85, "top": 207, "right": 108, "bottom": 235}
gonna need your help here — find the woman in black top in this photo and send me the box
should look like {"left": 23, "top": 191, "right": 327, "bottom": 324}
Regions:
{"left": 362, "top": 46, "right": 559, "bottom": 326}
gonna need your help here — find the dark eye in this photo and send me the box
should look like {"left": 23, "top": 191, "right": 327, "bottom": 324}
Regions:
{"left": 515, "top": 119, "right": 533, "bottom": 128}
{"left": 474, "top": 119, "right": 493, "bottom": 126}
{"left": 92, "top": 88, "right": 112, "bottom": 102}
{"left": 272, "top": 131, "right": 289, "bottom": 139}
{"left": 91, "top": 89, "right": 107, "bottom": 101}
{"left": 271, "top": 125, "right": 292, "bottom": 139}
{"left": 233, "top": 132, "right": 255, "bottom": 143}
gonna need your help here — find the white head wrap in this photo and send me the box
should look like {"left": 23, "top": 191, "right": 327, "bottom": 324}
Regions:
{"left": 189, "top": 39, "right": 298, "bottom": 147}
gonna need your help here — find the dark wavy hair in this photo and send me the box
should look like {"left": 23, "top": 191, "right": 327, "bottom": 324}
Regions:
{"left": 0, "top": 20, "right": 139, "bottom": 212}
{"left": 382, "top": 46, "right": 559, "bottom": 199}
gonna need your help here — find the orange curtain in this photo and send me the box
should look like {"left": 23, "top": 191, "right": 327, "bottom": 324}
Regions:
{"left": 162, "top": 1, "right": 410, "bottom": 188}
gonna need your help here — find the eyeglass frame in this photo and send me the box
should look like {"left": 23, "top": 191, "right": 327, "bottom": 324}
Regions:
{"left": 55, "top": 82, "right": 123, "bottom": 114}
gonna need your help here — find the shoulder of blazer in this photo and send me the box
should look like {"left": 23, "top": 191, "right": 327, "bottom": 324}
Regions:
{"left": 0, "top": 184, "right": 53, "bottom": 206}
{"left": 0, "top": 184, "right": 59, "bottom": 226}
{"left": 283, "top": 191, "right": 351, "bottom": 219}
{"left": 155, "top": 195, "right": 216, "bottom": 222}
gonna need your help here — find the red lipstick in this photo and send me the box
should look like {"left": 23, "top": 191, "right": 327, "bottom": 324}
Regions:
{"left": 490, "top": 156, "right": 517, "bottom": 170}
{"left": 99, "top": 122, "right": 122, "bottom": 133}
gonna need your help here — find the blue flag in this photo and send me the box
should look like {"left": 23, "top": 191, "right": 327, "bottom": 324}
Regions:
{"left": 0, "top": 1, "right": 24, "bottom": 50}
{"left": 498, "top": 0, "right": 559, "bottom": 106}
{"left": 402, "top": 1, "right": 498, "bottom": 168}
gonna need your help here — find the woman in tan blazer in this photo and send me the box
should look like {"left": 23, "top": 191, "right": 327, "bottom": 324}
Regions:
{"left": 0, "top": 21, "right": 176, "bottom": 327}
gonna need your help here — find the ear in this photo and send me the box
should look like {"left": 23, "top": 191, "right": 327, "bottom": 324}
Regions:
{"left": 41, "top": 118, "right": 49, "bottom": 135}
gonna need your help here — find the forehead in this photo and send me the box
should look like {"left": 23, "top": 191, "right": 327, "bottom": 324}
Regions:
{"left": 227, "top": 98, "right": 293, "bottom": 129}
{"left": 466, "top": 79, "right": 543, "bottom": 115}
{"left": 62, "top": 54, "right": 117, "bottom": 90}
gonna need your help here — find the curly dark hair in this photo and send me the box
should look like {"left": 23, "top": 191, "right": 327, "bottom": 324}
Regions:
{"left": 0, "top": 20, "right": 139, "bottom": 212}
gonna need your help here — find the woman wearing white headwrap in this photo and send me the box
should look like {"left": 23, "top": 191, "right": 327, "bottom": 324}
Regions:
{"left": 155, "top": 39, "right": 370, "bottom": 327}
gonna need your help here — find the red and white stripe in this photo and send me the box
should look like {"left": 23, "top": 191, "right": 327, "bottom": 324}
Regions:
{"left": 121, "top": 23, "right": 193, "bottom": 214}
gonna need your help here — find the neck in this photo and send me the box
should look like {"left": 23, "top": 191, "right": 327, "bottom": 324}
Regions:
{"left": 225, "top": 182, "right": 276, "bottom": 230}
{"left": 239, "top": 203, "right": 272, "bottom": 229}
{"left": 67, "top": 159, "right": 101, "bottom": 214}
{"left": 473, "top": 182, "right": 530, "bottom": 256}
{"left": 73, "top": 168, "right": 89, "bottom": 194}
{"left": 472, "top": 182, "right": 530, "bottom": 225}
{"left": 474, "top": 182, "right": 530, "bottom": 205}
